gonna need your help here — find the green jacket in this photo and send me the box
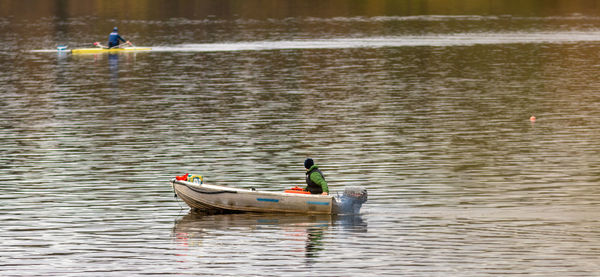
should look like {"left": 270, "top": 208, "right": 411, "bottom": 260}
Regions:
{"left": 305, "top": 165, "right": 329, "bottom": 194}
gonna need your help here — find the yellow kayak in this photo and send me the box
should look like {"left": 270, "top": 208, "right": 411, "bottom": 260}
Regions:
{"left": 71, "top": 47, "right": 151, "bottom": 54}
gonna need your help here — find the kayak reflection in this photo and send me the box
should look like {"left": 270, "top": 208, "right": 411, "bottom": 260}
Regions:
{"left": 108, "top": 54, "right": 119, "bottom": 85}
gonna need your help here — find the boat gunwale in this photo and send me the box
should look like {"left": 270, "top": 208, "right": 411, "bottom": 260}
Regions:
{"left": 172, "top": 179, "right": 334, "bottom": 199}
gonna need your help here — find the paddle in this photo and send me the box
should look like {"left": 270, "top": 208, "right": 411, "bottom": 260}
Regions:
{"left": 91, "top": 41, "right": 137, "bottom": 50}
{"left": 116, "top": 41, "right": 134, "bottom": 49}
{"left": 94, "top": 41, "right": 134, "bottom": 49}
{"left": 93, "top": 41, "right": 107, "bottom": 49}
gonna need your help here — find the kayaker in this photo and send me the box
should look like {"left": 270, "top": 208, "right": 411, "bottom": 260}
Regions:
{"left": 108, "top": 27, "right": 131, "bottom": 48}
{"left": 304, "top": 158, "right": 329, "bottom": 195}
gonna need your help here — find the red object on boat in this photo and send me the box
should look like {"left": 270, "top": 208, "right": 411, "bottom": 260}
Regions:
{"left": 284, "top": 186, "right": 311, "bottom": 194}
{"left": 175, "top": 173, "right": 189, "bottom": 181}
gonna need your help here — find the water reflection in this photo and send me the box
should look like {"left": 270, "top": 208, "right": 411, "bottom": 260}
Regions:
{"left": 108, "top": 54, "right": 119, "bottom": 85}
{"left": 304, "top": 225, "right": 325, "bottom": 261}
{"left": 172, "top": 212, "right": 366, "bottom": 261}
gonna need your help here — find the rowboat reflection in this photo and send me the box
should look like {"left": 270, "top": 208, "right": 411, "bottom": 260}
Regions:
{"left": 172, "top": 212, "right": 367, "bottom": 260}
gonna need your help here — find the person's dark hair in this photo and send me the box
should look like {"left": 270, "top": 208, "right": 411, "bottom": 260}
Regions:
{"left": 304, "top": 158, "right": 314, "bottom": 169}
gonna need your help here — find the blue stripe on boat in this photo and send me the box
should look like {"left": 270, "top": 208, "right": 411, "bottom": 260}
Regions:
{"left": 307, "top": 201, "right": 329, "bottom": 206}
{"left": 257, "top": 198, "right": 279, "bottom": 203}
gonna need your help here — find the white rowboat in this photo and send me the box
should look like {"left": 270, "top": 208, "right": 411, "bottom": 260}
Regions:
{"left": 171, "top": 179, "right": 367, "bottom": 214}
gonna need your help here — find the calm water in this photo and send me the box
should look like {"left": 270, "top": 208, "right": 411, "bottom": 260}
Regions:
{"left": 2, "top": 1, "right": 600, "bottom": 276}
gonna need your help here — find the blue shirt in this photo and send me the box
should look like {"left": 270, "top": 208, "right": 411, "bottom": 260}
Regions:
{"left": 108, "top": 32, "right": 126, "bottom": 48}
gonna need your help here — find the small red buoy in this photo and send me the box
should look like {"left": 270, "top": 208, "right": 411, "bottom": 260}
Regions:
{"left": 530, "top": 115, "right": 536, "bottom": 123}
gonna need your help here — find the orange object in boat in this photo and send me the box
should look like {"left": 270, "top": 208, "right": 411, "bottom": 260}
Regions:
{"left": 284, "top": 186, "right": 311, "bottom": 194}
{"left": 175, "top": 173, "right": 189, "bottom": 181}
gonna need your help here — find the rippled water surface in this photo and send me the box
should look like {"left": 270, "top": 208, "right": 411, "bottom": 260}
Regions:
{"left": 2, "top": 1, "right": 600, "bottom": 276}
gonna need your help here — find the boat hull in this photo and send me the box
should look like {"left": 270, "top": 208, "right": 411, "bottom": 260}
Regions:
{"left": 172, "top": 180, "right": 335, "bottom": 214}
{"left": 71, "top": 47, "right": 151, "bottom": 54}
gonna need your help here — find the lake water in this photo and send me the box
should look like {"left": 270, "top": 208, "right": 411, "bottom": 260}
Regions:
{"left": 2, "top": 1, "right": 600, "bottom": 276}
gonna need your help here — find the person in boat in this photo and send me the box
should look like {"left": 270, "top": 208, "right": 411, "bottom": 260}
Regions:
{"left": 304, "top": 158, "right": 329, "bottom": 195}
{"left": 107, "top": 27, "right": 131, "bottom": 48}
